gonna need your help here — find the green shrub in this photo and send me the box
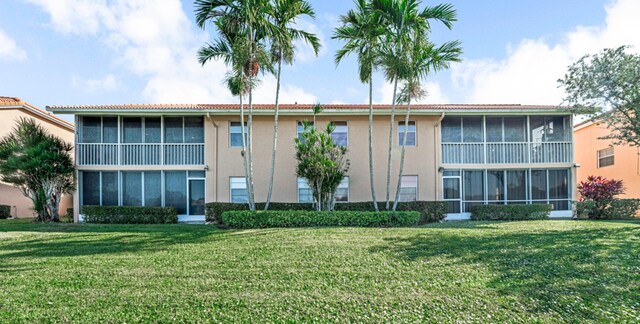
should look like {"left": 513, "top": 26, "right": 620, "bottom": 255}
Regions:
{"left": 82, "top": 206, "right": 178, "bottom": 224}
{"left": 471, "top": 204, "right": 552, "bottom": 221}
{"left": 206, "top": 201, "right": 446, "bottom": 225}
{"left": 605, "top": 199, "right": 640, "bottom": 219}
{"left": 575, "top": 201, "right": 596, "bottom": 219}
{"left": 221, "top": 210, "right": 421, "bottom": 228}
{"left": 66, "top": 208, "right": 74, "bottom": 223}
{"left": 0, "top": 204, "right": 10, "bottom": 219}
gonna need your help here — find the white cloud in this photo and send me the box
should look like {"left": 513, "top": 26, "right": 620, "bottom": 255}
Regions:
{"left": 27, "top": 0, "right": 318, "bottom": 104}
{"left": 374, "top": 81, "right": 450, "bottom": 105}
{"left": 451, "top": 0, "right": 640, "bottom": 105}
{"left": 72, "top": 74, "right": 120, "bottom": 92}
{"left": 0, "top": 29, "right": 27, "bottom": 61}
{"left": 292, "top": 18, "right": 327, "bottom": 64}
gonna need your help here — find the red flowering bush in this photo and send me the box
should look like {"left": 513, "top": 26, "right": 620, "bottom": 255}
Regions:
{"left": 577, "top": 176, "right": 625, "bottom": 219}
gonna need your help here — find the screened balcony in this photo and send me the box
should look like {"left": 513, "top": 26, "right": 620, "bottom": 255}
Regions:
{"left": 77, "top": 116, "right": 205, "bottom": 166}
{"left": 441, "top": 116, "right": 573, "bottom": 164}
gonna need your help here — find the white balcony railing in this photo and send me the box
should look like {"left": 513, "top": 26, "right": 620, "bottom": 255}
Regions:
{"left": 77, "top": 143, "right": 205, "bottom": 166}
{"left": 442, "top": 142, "right": 572, "bottom": 164}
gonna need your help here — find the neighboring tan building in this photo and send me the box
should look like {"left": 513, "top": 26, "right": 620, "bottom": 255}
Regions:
{"left": 0, "top": 96, "right": 75, "bottom": 218}
{"left": 574, "top": 119, "right": 640, "bottom": 198}
{"left": 46, "top": 103, "right": 576, "bottom": 222}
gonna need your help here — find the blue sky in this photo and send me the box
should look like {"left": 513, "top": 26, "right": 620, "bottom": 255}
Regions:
{"left": 0, "top": 0, "right": 637, "bottom": 123}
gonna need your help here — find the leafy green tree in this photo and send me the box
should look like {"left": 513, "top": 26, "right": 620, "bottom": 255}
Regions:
{"left": 373, "top": 0, "right": 458, "bottom": 209}
{"left": 333, "top": 0, "right": 386, "bottom": 211}
{"left": 264, "top": 0, "right": 321, "bottom": 210}
{"left": 196, "top": 0, "right": 276, "bottom": 210}
{"left": 295, "top": 122, "right": 350, "bottom": 211}
{"left": 0, "top": 118, "right": 75, "bottom": 222}
{"left": 393, "top": 37, "right": 461, "bottom": 210}
{"left": 559, "top": 46, "right": 640, "bottom": 147}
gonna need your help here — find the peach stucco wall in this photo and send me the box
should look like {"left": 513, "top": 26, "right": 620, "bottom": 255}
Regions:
{"left": 575, "top": 122, "right": 640, "bottom": 198}
{"left": 0, "top": 108, "right": 74, "bottom": 218}
{"left": 204, "top": 114, "right": 440, "bottom": 203}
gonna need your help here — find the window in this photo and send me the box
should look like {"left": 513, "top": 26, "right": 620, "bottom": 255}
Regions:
{"left": 486, "top": 117, "right": 526, "bottom": 142}
{"left": 185, "top": 117, "right": 204, "bottom": 143}
{"left": 297, "top": 178, "right": 313, "bottom": 203}
{"left": 144, "top": 117, "right": 161, "bottom": 143}
{"left": 122, "top": 172, "right": 142, "bottom": 206}
{"left": 229, "top": 122, "right": 248, "bottom": 147}
{"left": 506, "top": 170, "right": 527, "bottom": 203}
{"left": 80, "top": 116, "right": 117, "bottom": 143}
{"left": 597, "top": 147, "right": 614, "bottom": 168}
{"left": 331, "top": 121, "right": 348, "bottom": 146}
{"left": 398, "top": 121, "right": 416, "bottom": 146}
{"left": 144, "top": 171, "right": 162, "bottom": 207}
{"left": 80, "top": 171, "right": 118, "bottom": 207}
{"left": 398, "top": 176, "right": 418, "bottom": 202}
{"left": 463, "top": 170, "right": 484, "bottom": 212}
{"left": 103, "top": 117, "right": 118, "bottom": 143}
{"left": 487, "top": 170, "right": 505, "bottom": 202}
{"left": 334, "top": 177, "right": 349, "bottom": 202}
{"left": 122, "top": 117, "right": 142, "bottom": 143}
{"left": 81, "top": 172, "right": 100, "bottom": 206}
{"left": 442, "top": 172, "right": 461, "bottom": 213}
{"left": 230, "top": 177, "right": 248, "bottom": 203}
{"left": 297, "top": 121, "right": 313, "bottom": 140}
{"left": 441, "top": 117, "right": 483, "bottom": 143}
{"left": 530, "top": 116, "right": 570, "bottom": 142}
{"left": 165, "top": 171, "right": 187, "bottom": 214}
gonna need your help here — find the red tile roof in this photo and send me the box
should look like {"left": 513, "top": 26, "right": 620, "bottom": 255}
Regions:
{"left": 46, "top": 103, "right": 567, "bottom": 113}
{"left": 1, "top": 96, "right": 74, "bottom": 131}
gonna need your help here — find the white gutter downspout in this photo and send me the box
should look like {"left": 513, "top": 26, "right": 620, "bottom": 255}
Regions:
{"left": 207, "top": 112, "right": 219, "bottom": 202}
{"left": 434, "top": 112, "right": 445, "bottom": 201}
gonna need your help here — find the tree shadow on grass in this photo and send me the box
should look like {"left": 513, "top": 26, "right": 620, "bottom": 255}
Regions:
{"left": 370, "top": 223, "right": 640, "bottom": 320}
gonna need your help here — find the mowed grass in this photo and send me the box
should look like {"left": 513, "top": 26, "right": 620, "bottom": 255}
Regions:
{"left": 0, "top": 219, "right": 639, "bottom": 322}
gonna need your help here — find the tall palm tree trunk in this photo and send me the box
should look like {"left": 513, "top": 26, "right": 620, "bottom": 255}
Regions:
{"left": 264, "top": 55, "right": 283, "bottom": 210}
{"left": 393, "top": 99, "right": 412, "bottom": 211}
{"left": 247, "top": 77, "right": 256, "bottom": 210}
{"left": 385, "top": 76, "right": 399, "bottom": 210}
{"left": 239, "top": 93, "right": 253, "bottom": 210}
{"left": 368, "top": 75, "right": 379, "bottom": 211}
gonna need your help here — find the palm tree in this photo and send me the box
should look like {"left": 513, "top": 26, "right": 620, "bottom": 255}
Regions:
{"left": 195, "top": 0, "right": 275, "bottom": 210}
{"left": 333, "top": 0, "right": 385, "bottom": 211}
{"left": 264, "top": 0, "right": 320, "bottom": 210}
{"left": 373, "top": 0, "right": 458, "bottom": 209}
{"left": 392, "top": 38, "right": 462, "bottom": 210}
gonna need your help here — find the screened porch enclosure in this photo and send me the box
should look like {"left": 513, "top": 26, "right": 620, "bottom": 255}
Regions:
{"left": 441, "top": 115, "right": 573, "bottom": 164}
{"left": 77, "top": 116, "right": 205, "bottom": 166}
{"left": 442, "top": 168, "right": 571, "bottom": 218}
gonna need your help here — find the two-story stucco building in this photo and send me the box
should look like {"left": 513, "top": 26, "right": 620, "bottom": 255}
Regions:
{"left": 46, "top": 103, "right": 576, "bottom": 222}
{"left": 0, "top": 97, "right": 75, "bottom": 218}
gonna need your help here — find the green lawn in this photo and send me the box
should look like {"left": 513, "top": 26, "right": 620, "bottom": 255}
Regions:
{"left": 1, "top": 219, "right": 639, "bottom": 322}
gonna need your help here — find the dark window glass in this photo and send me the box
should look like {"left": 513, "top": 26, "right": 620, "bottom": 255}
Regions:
{"left": 487, "top": 170, "right": 505, "bottom": 202}
{"left": 443, "top": 178, "right": 460, "bottom": 199}
{"left": 103, "top": 117, "right": 118, "bottom": 143}
{"left": 102, "top": 172, "right": 119, "bottom": 206}
{"left": 549, "top": 169, "right": 569, "bottom": 200}
{"left": 185, "top": 117, "right": 204, "bottom": 143}
{"left": 464, "top": 170, "right": 484, "bottom": 201}
{"left": 165, "top": 117, "right": 183, "bottom": 144}
{"left": 122, "top": 117, "right": 142, "bottom": 143}
{"left": 441, "top": 117, "right": 461, "bottom": 142}
{"left": 485, "top": 117, "right": 502, "bottom": 142}
{"left": 145, "top": 117, "right": 161, "bottom": 143}
{"left": 229, "top": 122, "right": 247, "bottom": 147}
{"left": 81, "top": 117, "right": 101, "bottom": 143}
{"left": 82, "top": 172, "right": 100, "bottom": 205}
{"left": 463, "top": 117, "right": 483, "bottom": 142}
{"left": 504, "top": 117, "right": 526, "bottom": 142}
{"left": 531, "top": 170, "right": 547, "bottom": 200}
{"left": 144, "top": 171, "right": 162, "bottom": 207}
{"left": 122, "top": 172, "right": 142, "bottom": 206}
{"left": 165, "top": 171, "right": 187, "bottom": 214}
{"left": 507, "top": 170, "right": 527, "bottom": 201}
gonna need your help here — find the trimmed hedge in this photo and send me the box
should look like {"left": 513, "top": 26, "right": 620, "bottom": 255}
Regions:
{"left": 66, "top": 208, "right": 74, "bottom": 223}
{"left": 82, "top": 206, "right": 178, "bottom": 224}
{"left": 575, "top": 199, "right": 640, "bottom": 219}
{"left": 0, "top": 204, "right": 10, "bottom": 219}
{"left": 221, "top": 210, "right": 421, "bottom": 228}
{"left": 206, "top": 201, "right": 447, "bottom": 225}
{"left": 471, "top": 204, "right": 552, "bottom": 221}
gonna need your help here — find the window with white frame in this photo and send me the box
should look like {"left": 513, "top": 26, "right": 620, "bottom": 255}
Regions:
{"left": 297, "top": 178, "right": 314, "bottom": 203}
{"left": 229, "top": 122, "right": 248, "bottom": 147}
{"left": 230, "top": 177, "right": 248, "bottom": 203}
{"left": 597, "top": 147, "right": 614, "bottom": 168}
{"left": 398, "top": 121, "right": 416, "bottom": 146}
{"left": 334, "top": 177, "right": 349, "bottom": 202}
{"left": 399, "top": 176, "right": 418, "bottom": 201}
{"left": 330, "top": 121, "right": 348, "bottom": 146}
{"left": 297, "top": 121, "right": 313, "bottom": 140}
